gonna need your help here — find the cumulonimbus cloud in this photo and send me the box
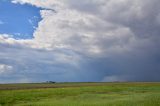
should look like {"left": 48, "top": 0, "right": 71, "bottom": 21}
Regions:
{"left": 0, "top": 0, "right": 160, "bottom": 83}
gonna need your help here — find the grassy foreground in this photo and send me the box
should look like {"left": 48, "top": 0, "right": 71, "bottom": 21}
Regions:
{"left": 0, "top": 82, "right": 160, "bottom": 106}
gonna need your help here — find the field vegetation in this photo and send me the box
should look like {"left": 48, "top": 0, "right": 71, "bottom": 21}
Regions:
{"left": 0, "top": 82, "right": 160, "bottom": 106}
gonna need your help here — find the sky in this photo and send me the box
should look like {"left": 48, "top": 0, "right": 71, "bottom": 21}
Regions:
{"left": 0, "top": 0, "right": 160, "bottom": 83}
{"left": 0, "top": 0, "right": 41, "bottom": 39}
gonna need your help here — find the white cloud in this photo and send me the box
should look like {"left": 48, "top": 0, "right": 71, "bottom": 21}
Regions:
{"left": 11, "top": 0, "right": 137, "bottom": 57}
{"left": 0, "top": 64, "right": 12, "bottom": 74}
{"left": 12, "top": 0, "right": 63, "bottom": 10}
{"left": 11, "top": 0, "right": 160, "bottom": 56}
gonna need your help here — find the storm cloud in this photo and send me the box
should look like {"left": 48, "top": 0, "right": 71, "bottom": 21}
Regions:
{"left": 0, "top": 0, "right": 160, "bottom": 83}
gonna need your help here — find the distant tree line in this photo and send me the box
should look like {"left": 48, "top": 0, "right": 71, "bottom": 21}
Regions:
{"left": 46, "top": 81, "right": 56, "bottom": 83}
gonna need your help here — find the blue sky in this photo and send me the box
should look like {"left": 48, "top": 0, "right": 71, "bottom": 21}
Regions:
{"left": 0, "top": 0, "right": 42, "bottom": 39}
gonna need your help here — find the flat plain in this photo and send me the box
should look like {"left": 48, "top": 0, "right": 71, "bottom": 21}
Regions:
{"left": 0, "top": 82, "right": 160, "bottom": 106}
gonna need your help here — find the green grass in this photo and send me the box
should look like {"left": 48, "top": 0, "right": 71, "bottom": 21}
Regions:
{"left": 0, "top": 82, "right": 160, "bottom": 106}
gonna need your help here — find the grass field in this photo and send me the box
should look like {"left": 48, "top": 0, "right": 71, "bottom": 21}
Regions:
{"left": 0, "top": 82, "right": 160, "bottom": 106}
